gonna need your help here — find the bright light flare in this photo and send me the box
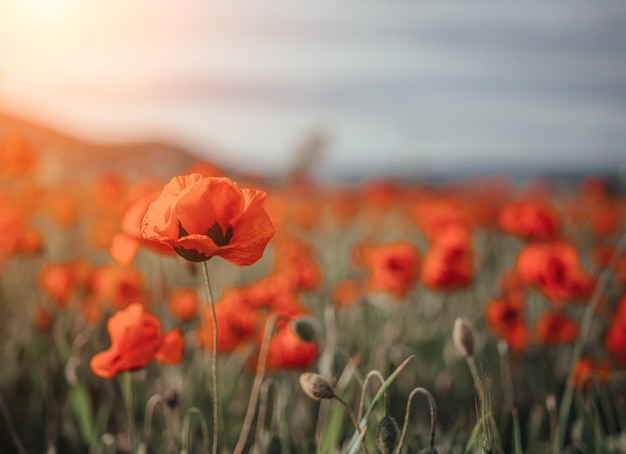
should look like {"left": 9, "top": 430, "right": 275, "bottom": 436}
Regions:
{"left": 7, "top": 0, "right": 80, "bottom": 23}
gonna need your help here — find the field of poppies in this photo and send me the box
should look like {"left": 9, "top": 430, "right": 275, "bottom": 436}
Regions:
{"left": 1, "top": 130, "right": 626, "bottom": 454}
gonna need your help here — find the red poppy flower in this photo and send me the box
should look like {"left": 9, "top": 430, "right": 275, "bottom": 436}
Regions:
{"left": 38, "top": 260, "right": 92, "bottom": 308}
{"left": 196, "top": 289, "right": 259, "bottom": 353}
{"left": 263, "top": 321, "right": 319, "bottom": 371}
{"left": 89, "top": 264, "right": 148, "bottom": 309}
{"left": 485, "top": 291, "right": 527, "bottom": 350}
{"left": 142, "top": 174, "right": 275, "bottom": 265}
{"left": 360, "top": 240, "right": 420, "bottom": 299}
{"left": 515, "top": 240, "right": 594, "bottom": 303}
{"left": 534, "top": 310, "right": 579, "bottom": 344}
{"left": 90, "top": 303, "right": 184, "bottom": 378}
{"left": 498, "top": 198, "right": 561, "bottom": 240}
{"left": 412, "top": 198, "right": 470, "bottom": 243}
{"left": 168, "top": 287, "right": 200, "bottom": 321}
{"left": 421, "top": 225, "right": 473, "bottom": 290}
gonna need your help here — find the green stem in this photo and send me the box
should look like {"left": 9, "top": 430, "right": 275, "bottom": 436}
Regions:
{"left": 553, "top": 231, "right": 626, "bottom": 453}
{"left": 466, "top": 356, "right": 485, "bottom": 405}
{"left": 202, "top": 261, "right": 219, "bottom": 454}
{"left": 122, "top": 372, "right": 135, "bottom": 450}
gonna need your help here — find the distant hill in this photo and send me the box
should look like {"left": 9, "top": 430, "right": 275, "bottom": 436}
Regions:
{"left": 0, "top": 111, "right": 200, "bottom": 182}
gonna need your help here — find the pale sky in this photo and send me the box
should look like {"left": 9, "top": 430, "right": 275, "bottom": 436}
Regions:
{"left": 1, "top": 1, "right": 625, "bottom": 179}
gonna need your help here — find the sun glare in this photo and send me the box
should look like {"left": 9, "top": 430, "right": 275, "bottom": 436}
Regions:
{"left": 12, "top": 0, "right": 79, "bottom": 22}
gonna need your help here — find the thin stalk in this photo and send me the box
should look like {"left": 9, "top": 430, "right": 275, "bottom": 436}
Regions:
{"left": 332, "top": 395, "right": 369, "bottom": 454}
{"left": 122, "top": 372, "right": 135, "bottom": 450}
{"left": 466, "top": 356, "right": 485, "bottom": 405}
{"left": 202, "top": 261, "right": 219, "bottom": 454}
{"left": 395, "top": 387, "right": 437, "bottom": 454}
{"left": 233, "top": 313, "right": 287, "bottom": 454}
{"left": 553, "top": 231, "right": 626, "bottom": 453}
{"left": 357, "top": 371, "right": 385, "bottom": 422}
{"left": 142, "top": 394, "right": 162, "bottom": 443}
{"left": 181, "top": 407, "right": 210, "bottom": 453}
{"left": 251, "top": 379, "right": 275, "bottom": 454}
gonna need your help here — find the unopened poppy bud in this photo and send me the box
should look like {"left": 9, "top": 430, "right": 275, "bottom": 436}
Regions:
{"left": 453, "top": 318, "right": 476, "bottom": 358}
{"left": 162, "top": 388, "right": 180, "bottom": 409}
{"left": 299, "top": 373, "right": 335, "bottom": 400}
{"left": 376, "top": 414, "right": 400, "bottom": 454}
{"left": 290, "top": 316, "right": 320, "bottom": 342}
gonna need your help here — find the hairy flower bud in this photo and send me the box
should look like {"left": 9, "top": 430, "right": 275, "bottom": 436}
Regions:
{"left": 376, "top": 414, "right": 400, "bottom": 454}
{"left": 290, "top": 316, "right": 320, "bottom": 342}
{"left": 453, "top": 317, "right": 476, "bottom": 358}
{"left": 299, "top": 373, "right": 335, "bottom": 400}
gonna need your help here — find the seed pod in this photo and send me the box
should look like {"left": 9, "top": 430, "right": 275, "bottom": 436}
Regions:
{"left": 453, "top": 318, "right": 476, "bottom": 358}
{"left": 376, "top": 414, "right": 400, "bottom": 454}
{"left": 299, "top": 373, "right": 335, "bottom": 400}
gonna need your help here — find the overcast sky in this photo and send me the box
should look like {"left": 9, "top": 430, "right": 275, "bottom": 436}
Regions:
{"left": 1, "top": 1, "right": 625, "bottom": 179}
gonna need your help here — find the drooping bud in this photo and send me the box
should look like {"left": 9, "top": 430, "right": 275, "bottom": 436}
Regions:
{"left": 453, "top": 317, "right": 476, "bottom": 358}
{"left": 376, "top": 414, "right": 400, "bottom": 454}
{"left": 299, "top": 373, "right": 335, "bottom": 400}
{"left": 290, "top": 316, "right": 320, "bottom": 342}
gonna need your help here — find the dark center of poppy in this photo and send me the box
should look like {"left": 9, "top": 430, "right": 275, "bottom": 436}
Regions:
{"left": 205, "top": 221, "right": 234, "bottom": 247}
{"left": 501, "top": 306, "right": 519, "bottom": 324}
{"left": 178, "top": 221, "right": 233, "bottom": 247}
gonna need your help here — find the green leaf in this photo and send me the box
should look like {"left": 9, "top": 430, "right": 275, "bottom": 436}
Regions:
{"left": 68, "top": 384, "right": 94, "bottom": 444}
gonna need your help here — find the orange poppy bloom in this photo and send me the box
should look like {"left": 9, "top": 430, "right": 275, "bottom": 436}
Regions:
{"left": 263, "top": 320, "right": 319, "bottom": 371}
{"left": 605, "top": 295, "right": 626, "bottom": 366}
{"left": 534, "top": 310, "right": 579, "bottom": 344}
{"left": 360, "top": 240, "right": 420, "bottom": 299}
{"left": 498, "top": 198, "right": 561, "bottom": 240}
{"left": 412, "top": 198, "right": 470, "bottom": 243}
{"left": 515, "top": 240, "right": 594, "bottom": 303}
{"left": 90, "top": 303, "right": 184, "bottom": 378}
{"left": 421, "top": 225, "right": 473, "bottom": 290}
{"left": 89, "top": 264, "right": 147, "bottom": 308}
{"left": 38, "top": 260, "right": 92, "bottom": 308}
{"left": 142, "top": 174, "right": 275, "bottom": 265}
{"left": 196, "top": 294, "right": 259, "bottom": 353}
{"left": 485, "top": 291, "right": 527, "bottom": 351}
{"left": 168, "top": 287, "right": 200, "bottom": 321}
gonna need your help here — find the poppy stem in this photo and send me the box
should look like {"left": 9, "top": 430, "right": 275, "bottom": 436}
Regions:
{"left": 202, "top": 261, "right": 219, "bottom": 454}
{"left": 122, "top": 371, "right": 135, "bottom": 451}
{"left": 233, "top": 313, "right": 287, "bottom": 454}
